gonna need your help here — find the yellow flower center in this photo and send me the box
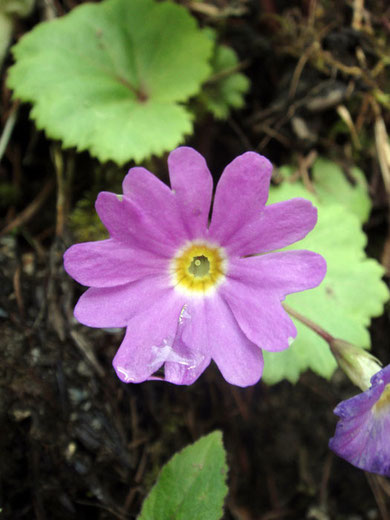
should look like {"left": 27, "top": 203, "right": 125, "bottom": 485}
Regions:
{"left": 374, "top": 383, "right": 390, "bottom": 414}
{"left": 170, "top": 241, "right": 227, "bottom": 296}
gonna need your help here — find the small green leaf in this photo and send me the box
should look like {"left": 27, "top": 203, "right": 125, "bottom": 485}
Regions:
{"left": 201, "top": 44, "right": 249, "bottom": 119}
{"left": 138, "top": 431, "right": 228, "bottom": 520}
{"left": 262, "top": 166, "right": 389, "bottom": 384}
{"left": 7, "top": 0, "right": 213, "bottom": 164}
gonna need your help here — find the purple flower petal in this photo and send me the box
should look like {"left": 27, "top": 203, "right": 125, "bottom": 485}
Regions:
{"left": 122, "top": 165, "right": 189, "bottom": 243}
{"left": 74, "top": 276, "right": 180, "bottom": 328}
{"left": 329, "top": 365, "right": 390, "bottom": 476}
{"left": 227, "top": 251, "right": 327, "bottom": 299}
{"left": 208, "top": 296, "right": 264, "bottom": 387}
{"left": 179, "top": 297, "right": 264, "bottom": 387}
{"left": 221, "top": 279, "right": 297, "bottom": 352}
{"left": 168, "top": 147, "right": 213, "bottom": 239}
{"left": 164, "top": 356, "right": 211, "bottom": 385}
{"left": 112, "top": 295, "right": 184, "bottom": 383}
{"left": 209, "top": 152, "right": 272, "bottom": 248}
{"left": 64, "top": 239, "right": 165, "bottom": 288}
{"left": 95, "top": 192, "right": 181, "bottom": 257}
{"left": 223, "top": 198, "right": 318, "bottom": 256}
{"left": 163, "top": 303, "right": 211, "bottom": 385}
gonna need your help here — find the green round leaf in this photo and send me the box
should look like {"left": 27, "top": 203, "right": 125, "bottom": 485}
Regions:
{"left": 7, "top": 0, "right": 213, "bottom": 164}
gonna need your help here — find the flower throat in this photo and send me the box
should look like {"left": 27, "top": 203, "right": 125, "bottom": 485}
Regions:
{"left": 188, "top": 255, "right": 210, "bottom": 277}
{"left": 171, "top": 241, "right": 226, "bottom": 295}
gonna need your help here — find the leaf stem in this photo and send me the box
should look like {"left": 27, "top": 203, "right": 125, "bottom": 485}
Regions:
{"left": 283, "top": 303, "right": 334, "bottom": 345}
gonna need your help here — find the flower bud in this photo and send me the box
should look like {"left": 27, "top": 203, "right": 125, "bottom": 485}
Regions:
{"left": 330, "top": 339, "right": 382, "bottom": 391}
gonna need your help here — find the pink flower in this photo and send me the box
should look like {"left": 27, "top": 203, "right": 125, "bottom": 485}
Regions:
{"left": 64, "top": 147, "right": 326, "bottom": 386}
{"left": 329, "top": 364, "right": 390, "bottom": 476}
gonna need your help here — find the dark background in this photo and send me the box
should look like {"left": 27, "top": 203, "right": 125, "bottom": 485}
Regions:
{"left": 1, "top": 0, "right": 390, "bottom": 518}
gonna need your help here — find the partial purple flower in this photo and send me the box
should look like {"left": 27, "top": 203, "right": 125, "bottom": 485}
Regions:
{"left": 64, "top": 147, "right": 326, "bottom": 387}
{"left": 329, "top": 364, "right": 390, "bottom": 476}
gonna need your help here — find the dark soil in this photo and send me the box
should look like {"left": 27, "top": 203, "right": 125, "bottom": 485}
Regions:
{"left": 1, "top": 0, "right": 390, "bottom": 519}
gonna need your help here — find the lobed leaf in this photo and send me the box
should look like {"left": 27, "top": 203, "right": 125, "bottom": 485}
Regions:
{"left": 312, "top": 158, "right": 371, "bottom": 223}
{"left": 201, "top": 43, "right": 250, "bottom": 119}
